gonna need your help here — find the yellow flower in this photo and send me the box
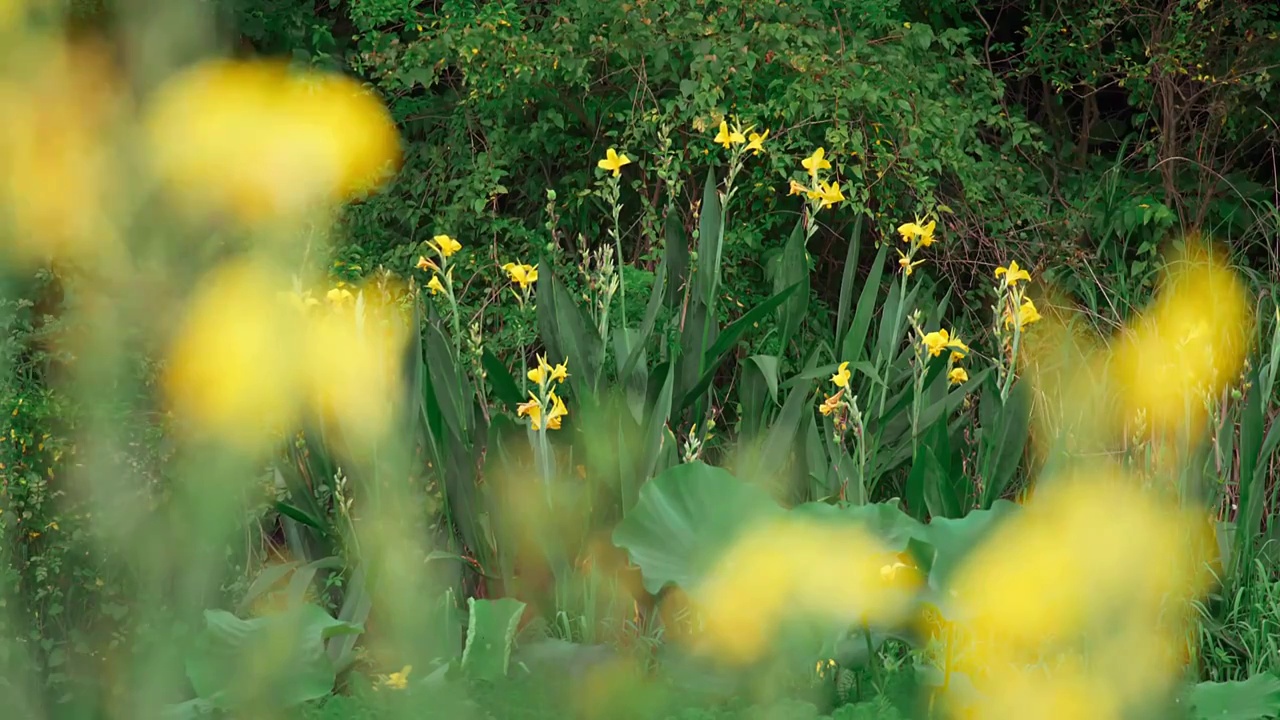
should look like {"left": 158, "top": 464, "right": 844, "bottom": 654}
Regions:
{"left": 427, "top": 275, "right": 446, "bottom": 295}
{"left": 528, "top": 354, "right": 552, "bottom": 384}
{"left": 830, "top": 361, "right": 851, "bottom": 388}
{"left": 714, "top": 120, "right": 746, "bottom": 148}
{"left": 801, "top": 147, "right": 831, "bottom": 178}
{"left": 948, "top": 367, "right": 969, "bottom": 385}
{"left": 502, "top": 262, "right": 538, "bottom": 290}
{"left": 144, "top": 58, "right": 402, "bottom": 224}
{"left": 164, "top": 261, "right": 305, "bottom": 453}
{"left": 745, "top": 129, "right": 769, "bottom": 154}
{"left": 788, "top": 179, "right": 809, "bottom": 196}
{"left": 897, "top": 250, "right": 924, "bottom": 276}
{"left": 819, "top": 388, "right": 844, "bottom": 416}
{"left": 950, "top": 350, "right": 966, "bottom": 362}
{"left": 382, "top": 665, "right": 412, "bottom": 690}
{"left": 897, "top": 220, "right": 937, "bottom": 247}
{"left": 920, "top": 329, "right": 967, "bottom": 358}
{"left": 995, "top": 260, "right": 1032, "bottom": 285}
{"left": 549, "top": 359, "right": 569, "bottom": 384}
{"left": 0, "top": 38, "right": 121, "bottom": 268}
{"left": 545, "top": 391, "right": 568, "bottom": 430}
{"left": 1004, "top": 298, "right": 1043, "bottom": 330}
{"left": 416, "top": 255, "right": 439, "bottom": 272}
{"left": 517, "top": 393, "right": 542, "bottom": 426}
{"left": 326, "top": 287, "right": 354, "bottom": 305}
{"left": 429, "top": 234, "right": 461, "bottom": 258}
{"left": 809, "top": 180, "right": 845, "bottom": 209}
{"left": 597, "top": 147, "right": 632, "bottom": 177}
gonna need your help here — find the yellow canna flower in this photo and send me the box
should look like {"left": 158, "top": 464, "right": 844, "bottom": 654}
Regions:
{"left": 527, "top": 354, "right": 553, "bottom": 384}
{"left": 545, "top": 390, "right": 568, "bottom": 430}
{"left": 713, "top": 120, "right": 746, "bottom": 148}
{"left": 819, "top": 388, "right": 844, "bottom": 416}
{"left": 144, "top": 58, "right": 402, "bottom": 224}
{"left": 501, "top": 262, "right": 538, "bottom": 290}
{"left": 948, "top": 366, "right": 969, "bottom": 385}
{"left": 382, "top": 665, "right": 412, "bottom": 690}
{"left": 788, "top": 178, "right": 809, "bottom": 196}
{"left": 920, "top": 329, "right": 968, "bottom": 358}
{"left": 897, "top": 250, "right": 924, "bottom": 276}
{"left": 429, "top": 234, "right": 461, "bottom": 258}
{"left": 416, "top": 255, "right": 439, "bottom": 272}
{"left": 326, "top": 287, "right": 354, "bottom": 305}
{"left": 549, "top": 359, "right": 569, "bottom": 384}
{"left": 1004, "top": 297, "right": 1043, "bottom": 330}
{"left": 801, "top": 147, "right": 831, "bottom": 178}
{"left": 427, "top": 275, "right": 445, "bottom": 295}
{"left": 0, "top": 38, "right": 122, "bottom": 268}
{"left": 517, "top": 393, "right": 542, "bottom": 427}
{"left": 745, "top": 129, "right": 769, "bottom": 154}
{"left": 830, "top": 361, "right": 851, "bottom": 388}
{"left": 163, "top": 260, "right": 305, "bottom": 453}
{"left": 809, "top": 180, "right": 845, "bottom": 209}
{"left": 597, "top": 147, "right": 631, "bottom": 177}
{"left": 897, "top": 220, "right": 937, "bottom": 247}
{"left": 995, "top": 260, "right": 1032, "bottom": 285}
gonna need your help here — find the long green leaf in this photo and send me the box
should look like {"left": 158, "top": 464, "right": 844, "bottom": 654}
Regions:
{"left": 841, "top": 242, "right": 889, "bottom": 364}
{"left": 835, "top": 213, "right": 866, "bottom": 349}
{"left": 696, "top": 169, "right": 724, "bottom": 307}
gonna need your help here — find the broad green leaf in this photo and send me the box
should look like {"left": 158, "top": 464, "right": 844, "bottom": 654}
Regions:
{"left": 482, "top": 348, "right": 523, "bottom": 409}
{"left": 613, "top": 462, "right": 782, "bottom": 594}
{"left": 1188, "top": 673, "right": 1280, "bottom": 720}
{"left": 977, "top": 377, "right": 1031, "bottom": 508}
{"left": 918, "top": 500, "right": 1019, "bottom": 590}
{"left": 185, "top": 605, "right": 362, "bottom": 710}
{"left": 834, "top": 213, "right": 866, "bottom": 350}
{"left": 461, "top": 597, "right": 527, "bottom": 681}
{"left": 841, "top": 242, "right": 889, "bottom": 364}
{"left": 792, "top": 499, "right": 924, "bottom": 552}
{"left": 664, "top": 208, "right": 689, "bottom": 308}
{"left": 775, "top": 217, "right": 809, "bottom": 354}
{"left": 619, "top": 259, "right": 668, "bottom": 381}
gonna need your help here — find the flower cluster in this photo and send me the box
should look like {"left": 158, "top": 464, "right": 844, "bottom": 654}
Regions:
{"left": 789, "top": 147, "right": 845, "bottom": 210}
{"left": 918, "top": 327, "right": 971, "bottom": 385}
{"left": 518, "top": 354, "right": 570, "bottom": 431}
{"left": 895, "top": 218, "right": 937, "bottom": 277}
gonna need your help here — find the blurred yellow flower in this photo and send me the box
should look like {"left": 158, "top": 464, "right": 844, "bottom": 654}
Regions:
{"left": 163, "top": 260, "right": 304, "bottom": 453}
{"left": 326, "top": 287, "right": 354, "bottom": 305}
{"left": 830, "top": 361, "right": 851, "bottom": 388}
{"left": 144, "top": 59, "right": 402, "bottom": 224}
{"left": 921, "top": 329, "right": 966, "bottom": 358}
{"left": 713, "top": 120, "right": 746, "bottom": 148}
{"left": 897, "top": 250, "right": 924, "bottom": 276}
{"left": 428, "top": 234, "right": 461, "bottom": 258}
{"left": 787, "top": 178, "right": 808, "bottom": 196}
{"left": 695, "top": 518, "right": 913, "bottom": 664}
{"left": 1004, "top": 297, "right": 1042, "bottom": 330}
{"left": 801, "top": 147, "right": 831, "bottom": 178}
{"left": 427, "top": 275, "right": 445, "bottom": 295}
{"left": 948, "top": 367, "right": 969, "bottom": 385}
{"left": 745, "top": 129, "right": 769, "bottom": 154}
{"left": 416, "top": 255, "right": 439, "bottom": 272}
{"left": 1110, "top": 244, "right": 1251, "bottom": 434}
{"left": 381, "top": 665, "right": 411, "bottom": 690}
{"left": 546, "top": 391, "right": 568, "bottom": 429}
{"left": 995, "top": 260, "right": 1032, "bottom": 285}
{"left": 502, "top": 262, "right": 538, "bottom": 290}
{"left": 0, "top": 38, "right": 121, "bottom": 266}
{"left": 596, "top": 147, "right": 631, "bottom": 177}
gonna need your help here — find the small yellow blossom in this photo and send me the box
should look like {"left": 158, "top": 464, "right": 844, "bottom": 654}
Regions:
{"left": 745, "top": 129, "right": 769, "bottom": 154}
{"left": 819, "top": 388, "right": 844, "bottom": 416}
{"left": 501, "top": 262, "right": 538, "bottom": 290}
{"left": 714, "top": 120, "right": 746, "bottom": 148}
{"left": 326, "top": 287, "right": 354, "bottom": 305}
{"left": 416, "top": 255, "right": 439, "bottom": 272}
{"left": 801, "top": 147, "right": 831, "bottom": 178}
{"left": 830, "top": 361, "right": 851, "bottom": 388}
{"left": 546, "top": 391, "right": 568, "bottom": 429}
{"left": 921, "top": 329, "right": 968, "bottom": 358}
{"left": 427, "top": 275, "right": 446, "bottom": 295}
{"left": 518, "top": 390, "right": 568, "bottom": 430}
{"left": 597, "top": 147, "right": 632, "bottom": 176}
{"left": 429, "top": 234, "right": 461, "bottom": 258}
{"left": 1004, "top": 298, "right": 1043, "bottom": 330}
{"left": 995, "top": 260, "right": 1032, "bottom": 285}
{"left": 810, "top": 180, "right": 845, "bottom": 209}
{"left": 788, "top": 179, "right": 809, "bottom": 196}
{"left": 382, "top": 665, "right": 412, "bottom": 690}
{"left": 549, "top": 359, "right": 569, "bottom": 384}
{"left": 897, "top": 220, "right": 937, "bottom": 247}
{"left": 949, "top": 367, "right": 969, "bottom": 385}
{"left": 897, "top": 250, "right": 924, "bottom": 276}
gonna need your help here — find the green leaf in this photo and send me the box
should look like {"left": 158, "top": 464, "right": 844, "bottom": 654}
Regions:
{"left": 482, "top": 348, "right": 523, "bottom": 410}
{"left": 977, "top": 378, "right": 1031, "bottom": 508}
{"left": 792, "top": 499, "right": 924, "bottom": 552}
{"left": 461, "top": 597, "right": 527, "bottom": 681}
{"left": 664, "top": 208, "right": 690, "bottom": 308}
{"left": 613, "top": 462, "right": 782, "bottom": 594}
{"left": 185, "top": 605, "right": 362, "bottom": 710}
{"left": 1188, "top": 673, "right": 1280, "bottom": 720}
{"left": 696, "top": 169, "right": 724, "bottom": 307}
{"left": 775, "top": 217, "right": 810, "bottom": 354}
{"left": 619, "top": 259, "right": 668, "bottom": 382}
{"left": 918, "top": 500, "right": 1019, "bottom": 590}
{"left": 841, "top": 242, "right": 889, "bottom": 364}
{"left": 834, "top": 214, "right": 866, "bottom": 351}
